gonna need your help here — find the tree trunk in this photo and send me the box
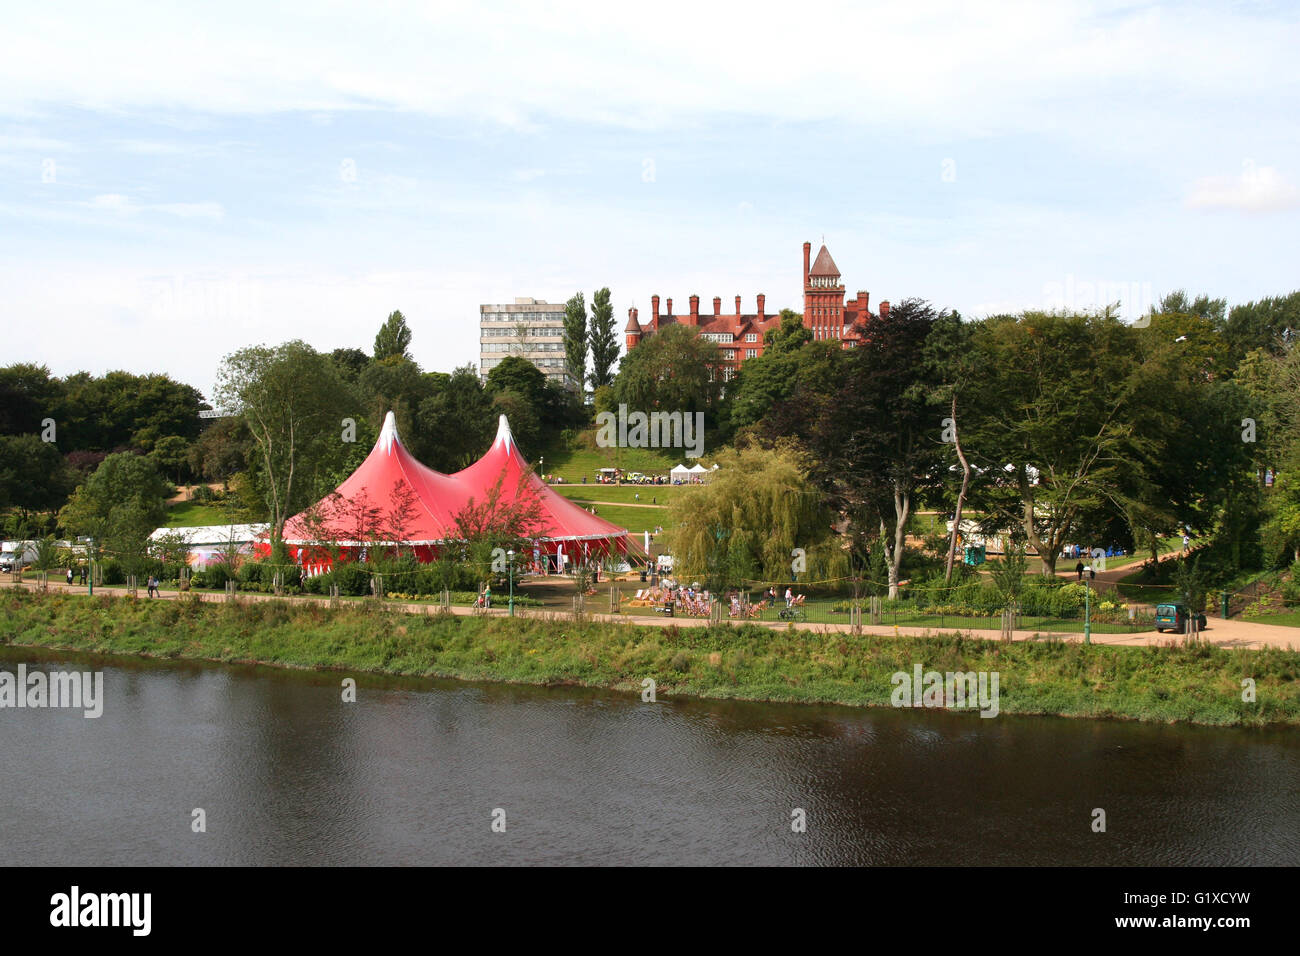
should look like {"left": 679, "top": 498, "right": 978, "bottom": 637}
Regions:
{"left": 944, "top": 396, "right": 971, "bottom": 585}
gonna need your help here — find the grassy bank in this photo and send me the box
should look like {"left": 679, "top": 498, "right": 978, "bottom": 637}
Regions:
{"left": 1, "top": 589, "right": 1296, "bottom": 726}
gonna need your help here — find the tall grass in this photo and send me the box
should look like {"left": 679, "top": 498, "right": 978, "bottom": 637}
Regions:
{"left": 1, "top": 588, "right": 1295, "bottom": 726}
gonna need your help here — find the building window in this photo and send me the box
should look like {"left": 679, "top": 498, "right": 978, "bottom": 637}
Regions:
{"left": 746, "top": 349, "right": 757, "bottom": 359}
{"left": 745, "top": 333, "right": 757, "bottom": 342}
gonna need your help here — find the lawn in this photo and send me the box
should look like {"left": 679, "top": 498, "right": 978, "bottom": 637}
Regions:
{"left": 568, "top": 503, "right": 673, "bottom": 534}
{"left": 1244, "top": 610, "right": 1300, "bottom": 628}
{"left": 551, "top": 484, "right": 684, "bottom": 506}
{"left": 532, "top": 441, "right": 697, "bottom": 484}
{"left": 163, "top": 500, "right": 252, "bottom": 527}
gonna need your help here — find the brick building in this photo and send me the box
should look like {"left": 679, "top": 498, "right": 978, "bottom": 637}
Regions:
{"left": 624, "top": 241, "right": 889, "bottom": 380}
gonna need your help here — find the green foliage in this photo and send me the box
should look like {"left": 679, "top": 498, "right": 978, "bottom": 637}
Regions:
{"left": 0, "top": 433, "right": 77, "bottom": 514}
{"left": 663, "top": 444, "right": 844, "bottom": 588}
{"left": 214, "top": 340, "right": 360, "bottom": 542}
{"left": 611, "top": 323, "right": 719, "bottom": 416}
{"left": 588, "top": 287, "right": 619, "bottom": 389}
{"left": 59, "top": 452, "right": 171, "bottom": 561}
{"left": 373, "top": 310, "right": 413, "bottom": 361}
{"left": 563, "top": 292, "right": 587, "bottom": 390}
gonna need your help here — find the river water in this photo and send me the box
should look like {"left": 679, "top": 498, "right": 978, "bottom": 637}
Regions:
{"left": 1, "top": 647, "right": 1296, "bottom": 866}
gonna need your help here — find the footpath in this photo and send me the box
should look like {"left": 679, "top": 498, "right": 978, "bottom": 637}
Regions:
{"left": 5, "top": 578, "right": 1297, "bottom": 652}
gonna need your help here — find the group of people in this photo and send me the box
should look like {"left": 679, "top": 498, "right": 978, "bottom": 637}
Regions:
{"left": 64, "top": 566, "right": 89, "bottom": 587}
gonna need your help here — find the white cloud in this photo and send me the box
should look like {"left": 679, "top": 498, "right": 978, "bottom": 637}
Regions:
{"left": 1186, "top": 163, "right": 1300, "bottom": 212}
{"left": 0, "top": 1, "right": 1295, "bottom": 139}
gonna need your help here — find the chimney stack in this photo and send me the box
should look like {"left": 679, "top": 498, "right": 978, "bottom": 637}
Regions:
{"left": 713, "top": 296, "right": 721, "bottom": 316}
{"left": 666, "top": 297, "right": 673, "bottom": 316}
{"left": 880, "top": 300, "right": 891, "bottom": 319}
{"left": 757, "top": 293, "right": 766, "bottom": 318}
{"left": 858, "top": 291, "right": 869, "bottom": 313}
{"left": 735, "top": 295, "right": 742, "bottom": 315}
{"left": 651, "top": 295, "right": 659, "bottom": 318}
{"left": 689, "top": 294, "right": 699, "bottom": 326}
{"left": 803, "top": 241, "right": 811, "bottom": 285}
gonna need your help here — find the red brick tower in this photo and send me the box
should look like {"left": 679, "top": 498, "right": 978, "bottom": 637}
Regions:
{"left": 625, "top": 307, "right": 641, "bottom": 352}
{"left": 803, "top": 241, "right": 846, "bottom": 342}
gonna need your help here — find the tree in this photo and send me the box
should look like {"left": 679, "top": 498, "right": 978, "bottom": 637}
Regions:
{"left": 611, "top": 323, "right": 720, "bottom": 416}
{"left": 963, "top": 311, "right": 1147, "bottom": 577}
{"left": 662, "top": 443, "right": 844, "bottom": 592}
{"left": 588, "top": 287, "right": 619, "bottom": 389}
{"left": 329, "top": 348, "right": 371, "bottom": 382}
{"left": 149, "top": 435, "right": 191, "bottom": 486}
{"left": 358, "top": 356, "right": 436, "bottom": 448}
{"left": 373, "top": 310, "right": 413, "bottom": 361}
{"left": 486, "top": 355, "right": 549, "bottom": 410}
{"left": 1222, "top": 291, "right": 1300, "bottom": 364}
{"left": 416, "top": 365, "right": 495, "bottom": 472}
{"left": 0, "top": 363, "right": 63, "bottom": 437}
{"left": 729, "top": 310, "right": 835, "bottom": 432}
{"left": 59, "top": 453, "right": 171, "bottom": 572}
{"left": 805, "top": 299, "right": 944, "bottom": 598}
{"left": 563, "top": 292, "right": 587, "bottom": 392}
{"left": 0, "top": 434, "right": 77, "bottom": 517}
{"left": 450, "top": 473, "right": 546, "bottom": 588}
{"left": 214, "top": 341, "right": 358, "bottom": 552}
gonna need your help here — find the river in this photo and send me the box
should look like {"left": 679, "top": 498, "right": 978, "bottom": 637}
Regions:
{"left": 1, "top": 647, "right": 1296, "bottom": 866}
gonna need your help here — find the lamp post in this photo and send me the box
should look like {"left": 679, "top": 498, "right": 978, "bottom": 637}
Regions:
{"left": 87, "top": 536, "right": 94, "bottom": 597}
{"left": 1083, "top": 566, "right": 1091, "bottom": 644}
{"left": 507, "top": 549, "right": 515, "bottom": 617}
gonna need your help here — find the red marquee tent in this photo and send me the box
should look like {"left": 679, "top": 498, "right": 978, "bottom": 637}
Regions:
{"left": 280, "top": 411, "right": 630, "bottom": 569}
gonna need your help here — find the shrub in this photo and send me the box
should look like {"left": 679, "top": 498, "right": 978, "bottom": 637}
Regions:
{"left": 99, "top": 558, "right": 125, "bottom": 585}
{"left": 332, "top": 563, "right": 371, "bottom": 596}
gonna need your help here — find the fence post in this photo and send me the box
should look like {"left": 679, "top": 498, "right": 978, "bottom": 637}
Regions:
{"left": 225, "top": 580, "right": 236, "bottom": 603}
{"left": 273, "top": 571, "right": 283, "bottom": 597}
{"left": 330, "top": 583, "right": 340, "bottom": 609}
{"left": 441, "top": 588, "right": 450, "bottom": 612}
{"left": 610, "top": 586, "right": 619, "bottom": 615}
{"left": 127, "top": 574, "right": 137, "bottom": 597}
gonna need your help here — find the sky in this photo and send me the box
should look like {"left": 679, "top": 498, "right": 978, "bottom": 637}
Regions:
{"left": 2, "top": 0, "right": 1298, "bottom": 401}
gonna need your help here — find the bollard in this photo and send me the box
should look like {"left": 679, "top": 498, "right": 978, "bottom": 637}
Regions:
{"left": 1221, "top": 590, "right": 1230, "bottom": 619}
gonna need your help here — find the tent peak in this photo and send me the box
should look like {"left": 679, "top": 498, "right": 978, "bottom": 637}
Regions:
{"left": 378, "top": 410, "right": 401, "bottom": 455}
{"left": 495, "top": 414, "right": 515, "bottom": 453}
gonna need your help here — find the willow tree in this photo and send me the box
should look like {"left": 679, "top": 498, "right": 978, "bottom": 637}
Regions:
{"left": 662, "top": 444, "right": 844, "bottom": 592}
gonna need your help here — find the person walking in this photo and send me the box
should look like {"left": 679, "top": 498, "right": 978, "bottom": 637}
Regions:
{"left": 66, "top": 567, "right": 74, "bottom": 586}
{"left": 79, "top": 565, "right": 87, "bottom": 586}
{"left": 785, "top": 586, "right": 794, "bottom": 608}
{"left": 1088, "top": 566, "right": 1096, "bottom": 582}
{"left": 1075, "top": 560, "right": 1084, "bottom": 581}
{"left": 483, "top": 582, "right": 492, "bottom": 609}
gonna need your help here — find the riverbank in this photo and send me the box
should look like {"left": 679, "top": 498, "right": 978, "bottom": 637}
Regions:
{"left": 2, "top": 589, "right": 1296, "bottom": 726}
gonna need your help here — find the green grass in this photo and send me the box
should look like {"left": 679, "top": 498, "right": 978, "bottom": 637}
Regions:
{"left": 3, "top": 588, "right": 1297, "bottom": 726}
{"left": 563, "top": 504, "right": 673, "bottom": 533}
{"left": 551, "top": 484, "right": 683, "bottom": 506}
{"left": 533, "top": 440, "right": 695, "bottom": 484}
{"left": 1244, "top": 610, "right": 1300, "bottom": 628}
{"left": 163, "top": 501, "right": 250, "bottom": 527}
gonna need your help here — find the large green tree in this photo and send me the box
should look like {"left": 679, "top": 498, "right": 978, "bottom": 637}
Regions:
{"left": 962, "top": 310, "right": 1147, "bottom": 576}
{"left": 563, "top": 292, "right": 587, "bottom": 391}
{"left": 610, "top": 323, "right": 720, "bottom": 416}
{"left": 59, "top": 452, "right": 171, "bottom": 570}
{"left": 0, "top": 434, "right": 77, "bottom": 517}
{"left": 373, "top": 310, "right": 413, "bottom": 361}
{"left": 214, "top": 341, "right": 359, "bottom": 549}
{"left": 803, "top": 299, "right": 945, "bottom": 597}
{"left": 588, "top": 287, "right": 619, "bottom": 389}
{"left": 415, "top": 365, "right": 495, "bottom": 472}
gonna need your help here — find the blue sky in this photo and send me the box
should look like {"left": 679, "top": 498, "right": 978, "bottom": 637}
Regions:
{"left": 3, "top": 0, "right": 1298, "bottom": 400}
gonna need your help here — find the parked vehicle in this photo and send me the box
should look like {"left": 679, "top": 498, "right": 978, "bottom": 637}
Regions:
{"left": 1154, "top": 602, "right": 1208, "bottom": 634}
